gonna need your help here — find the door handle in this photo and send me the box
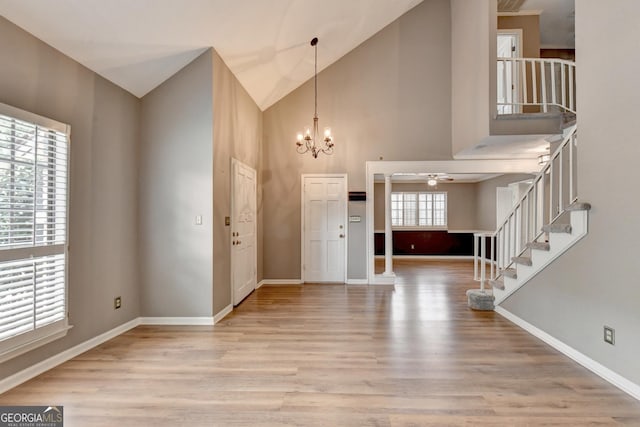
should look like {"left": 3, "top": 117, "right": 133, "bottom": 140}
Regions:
{"left": 339, "top": 234, "right": 344, "bottom": 238}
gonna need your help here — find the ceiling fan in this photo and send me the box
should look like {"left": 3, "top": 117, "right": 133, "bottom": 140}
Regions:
{"left": 425, "top": 173, "right": 453, "bottom": 186}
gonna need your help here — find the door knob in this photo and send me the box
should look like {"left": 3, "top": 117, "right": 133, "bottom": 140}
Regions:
{"left": 232, "top": 241, "right": 236, "bottom": 245}
{"left": 339, "top": 234, "right": 344, "bottom": 238}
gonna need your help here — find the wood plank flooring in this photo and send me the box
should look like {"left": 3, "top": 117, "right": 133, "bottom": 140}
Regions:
{"left": 1, "top": 259, "right": 639, "bottom": 426}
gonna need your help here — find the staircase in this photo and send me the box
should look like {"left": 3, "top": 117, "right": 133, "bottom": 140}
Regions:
{"left": 472, "top": 125, "right": 589, "bottom": 306}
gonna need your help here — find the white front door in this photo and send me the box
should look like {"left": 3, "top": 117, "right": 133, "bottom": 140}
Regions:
{"left": 231, "top": 159, "right": 257, "bottom": 306}
{"left": 302, "top": 175, "right": 347, "bottom": 283}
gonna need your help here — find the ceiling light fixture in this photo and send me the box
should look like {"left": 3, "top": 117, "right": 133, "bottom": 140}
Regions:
{"left": 296, "top": 37, "right": 334, "bottom": 158}
{"left": 427, "top": 178, "right": 438, "bottom": 187}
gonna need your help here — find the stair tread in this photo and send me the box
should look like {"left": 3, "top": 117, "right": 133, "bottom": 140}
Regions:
{"left": 566, "top": 201, "right": 591, "bottom": 211}
{"left": 502, "top": 268, "right": 517, "bottom": 279}
{"left": 488, "top": 279, "right": 505, "bottom": 290}
{"left": 512, "top": 256, "right": 533, "bottom": 266}
{"left": 526, "top": 242, "right": 550, "bottom": 251}
{"left": 542, "top": 223, "right": 572, "bottom": 233}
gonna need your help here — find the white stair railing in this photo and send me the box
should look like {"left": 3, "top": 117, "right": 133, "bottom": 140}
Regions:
{"left": 497, "top": 57, "right": 576, "bottom": 115}
{"left": 474, "top": 125, "right": 578, "bottom": 287}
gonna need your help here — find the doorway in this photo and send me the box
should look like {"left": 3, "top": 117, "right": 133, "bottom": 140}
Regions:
{"left": 497, "top": 29, "right": 522, "bottom": 114}
{"left": 231, "top": 158, "right": 257, "bottom": 306}
{"left": 301, "top": 174, "right": 347, "bottom": 283}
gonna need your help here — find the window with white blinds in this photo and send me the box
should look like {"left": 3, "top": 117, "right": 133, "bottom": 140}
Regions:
{"left": 0, "top": 103, "right": 69, "bottom": 360}
{"left": 391, "top": 192, "right": 447, "bottom": 228}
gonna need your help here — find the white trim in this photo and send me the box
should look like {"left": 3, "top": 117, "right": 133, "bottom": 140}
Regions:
{"left": 213, "top": 304, "right": 233, "bottom": 324}
{"left": 495, "top": 307, "right": 640, "bottom": 402}
{"left": 0, "top": 102, "right": 70, "bottom": 134}
{"left": 301, "top": 174, "right": 348, "bottom": 284}
{"left": 258, "top": 279, "right": 303, "bottom": 286}
{"left": 139, "top": 317, "right": 214, "bottom": 326}
{"left": 366, "top": 159, "right": 539, "bottom": 285}
{"left": 497, "top": 9, "right": 542, "bottom": 16}
{"left": 346, "top": 279, "right": 368, "bottom": 285}
{"left": 0, "top": 318, "right": 140, "bottom": 395}
{"left": 0, "top": 326, "right": 73, "bottom": 364}
{"left": 374, "top": 255, "right": 474, "bottom": 260}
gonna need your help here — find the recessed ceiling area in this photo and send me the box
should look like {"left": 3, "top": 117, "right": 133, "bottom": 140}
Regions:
{"left": 523, "top": 0, "right": 575, "bottom": 48}
{"left": 0, "top": 0, "right": 423, "bottom": 110}
{"left": 375, "top": 173, "right": 504, "bottom": 184}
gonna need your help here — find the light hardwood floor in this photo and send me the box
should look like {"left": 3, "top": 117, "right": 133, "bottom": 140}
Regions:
{"left": 1, "top": 259, "right": 639, "bottom": 426}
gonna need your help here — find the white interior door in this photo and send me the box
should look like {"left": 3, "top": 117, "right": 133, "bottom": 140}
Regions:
{"left": 302, "top": 175, "right": 347, "bottom": 283}
{"left": 497, "top": 30, "right": 522, "bottom": 114}
{"left": 231, "top": 159, "right": 257, "bottom": 306}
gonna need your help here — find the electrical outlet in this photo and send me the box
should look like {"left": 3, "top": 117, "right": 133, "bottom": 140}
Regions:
{"left": 604, "top": 326, "right": 615, "bottom": 345}
{"left": 114, "top": 296, "right": 122, "bottom": 310}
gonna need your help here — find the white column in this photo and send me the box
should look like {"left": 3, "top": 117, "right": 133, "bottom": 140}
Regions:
{"left": 383, "top": 174, "right": 394, "bottom": 277}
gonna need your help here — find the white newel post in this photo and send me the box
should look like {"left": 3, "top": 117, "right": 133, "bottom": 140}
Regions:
{"left": 383, "top": 174, "right": 394, "bottom": 277}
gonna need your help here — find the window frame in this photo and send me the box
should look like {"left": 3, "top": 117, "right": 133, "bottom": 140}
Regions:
{"left": 0, "top": 102, "right": 71, "bottom": 363}
{"left": 391, "top": 191, "right": 448, "bottom": 230}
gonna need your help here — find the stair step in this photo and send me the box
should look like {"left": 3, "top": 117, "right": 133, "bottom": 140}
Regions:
{"left": 502, "top": 268, "right": 517, "bottom": 279}
{"left": 526, "top": 242, "right": 550, "bottom": 251}
{"left": 488, "top": 279, "right": 505, "bottom": 290}
{"left": 566, "top": 201, "right": 591, "bottom": 211}
{"left": 542, "top": 223, "right": 572, "bottom": 234}
{"left": 512, "top": 256, "right": 533, "bottom": 266}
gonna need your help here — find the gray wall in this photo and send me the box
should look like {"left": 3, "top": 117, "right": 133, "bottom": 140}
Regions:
{"left": 502, "top": 0, "right": 640, "bottom": 385}
{"left": 212, "top": 50, "right": 263, "bottom": 314}
{"left": 347, "top": 202, "right": 367, "bottom": 280}
{"left": 475, "top": 174, "right": 534, "bottom": 231}
{"left": 0, "top": 18, "right": 141, "bottom": 377}
{"left": 374, "top": 182, "right": 478, "bottom": 230}
{"left": 139, "top": 50, "right": 214, "bottom": 317}
{"left": 451, "top": 0, "right": 495, "bottom": 155}
{"left": 263, "top": 0, "right": 453, "bottom": 280}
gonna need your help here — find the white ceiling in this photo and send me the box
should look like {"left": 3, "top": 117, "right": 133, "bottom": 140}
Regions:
{"left": 0, "top": 0, "right": 422, "bottom": 110}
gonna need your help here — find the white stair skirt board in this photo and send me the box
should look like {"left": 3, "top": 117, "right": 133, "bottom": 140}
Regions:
{"left": 213, "top": 304, "right": 233, "bottom": 324}
{"left": 493, "top": 209, "right": 589, "bottom": 305}
{"left": 495, "top": 307, "right": 640, "bottom": 402}
{"left": 0, "top": 318, "right": 141, "bottom": 395}
{"left": 257, "top": 279, "right": 303, "bottom": 288}
{"left": 139, "top": 317, "right": 215, "bottom": 326}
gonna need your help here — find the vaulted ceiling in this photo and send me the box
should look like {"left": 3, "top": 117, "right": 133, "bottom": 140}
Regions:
{"left": 0, "top": 0, "right": 423, "bottom": 110}
{"left": 0, "top": 0, "right": 574, "bottom": 111}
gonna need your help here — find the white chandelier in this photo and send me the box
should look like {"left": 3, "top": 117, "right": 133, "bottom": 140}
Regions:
{"left": 296, "top": 37, "right": 334, "bottom": 158}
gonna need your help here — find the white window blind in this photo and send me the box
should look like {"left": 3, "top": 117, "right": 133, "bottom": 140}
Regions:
{"left": 392, "top": 192, "right": 447, "bottom": 228}
{"left": 0, "top": 103, "right": 69, "bottom": 360}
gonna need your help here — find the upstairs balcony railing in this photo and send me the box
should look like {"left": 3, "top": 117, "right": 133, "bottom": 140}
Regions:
{"left": 497, "top": 57, "right": 576, "bottom": 115}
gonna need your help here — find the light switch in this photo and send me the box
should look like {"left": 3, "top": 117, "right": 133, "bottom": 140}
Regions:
{"left": 195, "top": 215, "right": 203, "bottom": 225}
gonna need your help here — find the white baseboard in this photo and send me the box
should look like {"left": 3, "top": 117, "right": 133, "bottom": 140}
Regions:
{"left": 346, "top": 279, "right": 368, "bottom": 285}
{"left": 258, "top": 279, "right": 303, "bottom": 286}
{"left": 213, "top": 304, "right": 233, "bottom": 324}
{"left": 374, "top": 255, "right": 474, "bottom": 260}
{"left": 0, "top": 318, "right": 141, "bottom": 395}
{"left": 139, "top": 317, "right": 214, "bottom": 326}
{"left": 495, "top": 306, "right": 640, "bottom": 402}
